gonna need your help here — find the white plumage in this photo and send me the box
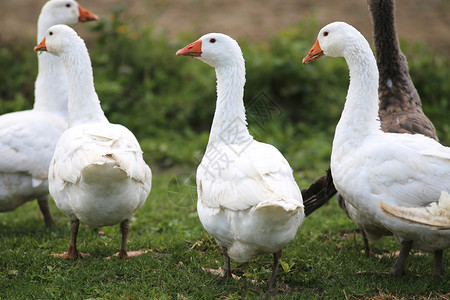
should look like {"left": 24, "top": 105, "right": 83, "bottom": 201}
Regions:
{"left": 0, "top": 0, "right": 97, "bottom": 226}
{"left": 177, "top": 33, "right": 304, "bottom": 285}
{"left": 303, "top": 21, "right": 449, "bottom": 275}
{"left": 197, "top": 141, "right": 304, "bottom": 263}
{"left": 49, "top": 124, "right": 150, "bottom": 227}
{"left": 36, "top": 24, "right": 151, "bottom": 258}
{"left": 380, "top": 191, "right": 450, "bottom": 230}
{"left": 0, "top": 111, "right": 65, "bottom": 210}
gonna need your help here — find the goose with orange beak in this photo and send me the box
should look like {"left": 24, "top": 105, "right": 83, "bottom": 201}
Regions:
{"left": 0, "top": 0, "right": 98, "bottom": 228}
{"left": 301, "top": 22, "right": 450, "bottom": 276}
{"left": 176, "top": 33, "right": 306, "bottom": 288}
{"left": 34, "top": 25, "right": 151, "bottom": 259}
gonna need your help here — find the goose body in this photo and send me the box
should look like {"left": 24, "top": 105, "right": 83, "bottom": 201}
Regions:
{"left": 0, "top": 0, "right": 97, "bottom": 226}
{"left": 177, "top": 33, "right": 304, "bottom": 285}
{"left": 332, "top": 130, "right": 449, "bottom": 252}
{"left": 35, "top": 25, "right": 151, "bottom": 258}
{"left": 303, "top": 22, "right": 449, "bottom": 275}
{"left": 197, "top": 140, "right": 304, "bottom": 263}
{"left": 0, "top": 111, "right": 66, "bottom": 211}
{"left": 49, "top": 123, "right": 151, "bottom": 228}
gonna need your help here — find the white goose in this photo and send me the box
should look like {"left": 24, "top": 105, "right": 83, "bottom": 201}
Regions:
{"left": 338, "top": 0, "right": 441, "bottom": 258}
{"left": 34, "top": 25, "right": 152, "bottom": 259}
{"left": 0, "top": 0, "right": 98, "bottom": 227}
{"left": 176, "top": 33, "right": 304, "bottom": 286}
{"left": 302, "top": 22, "right": 450, "bottom": 275}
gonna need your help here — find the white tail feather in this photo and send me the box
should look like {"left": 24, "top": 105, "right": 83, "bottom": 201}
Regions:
{"left": 379, "top": 191, "right": 450, "bottom": 230}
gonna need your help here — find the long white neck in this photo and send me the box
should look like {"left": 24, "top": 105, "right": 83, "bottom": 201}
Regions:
{"left": 33, "top": 15, "right": 69, "bottom": 120}
{"left": 208, "top": 60, "right": 251, "bottom": 146}
{"left": 333, "top": 38, "right": 381, "bottom": 149}
{"left": 58, "top": 38, "right": 108, "bottom": 128}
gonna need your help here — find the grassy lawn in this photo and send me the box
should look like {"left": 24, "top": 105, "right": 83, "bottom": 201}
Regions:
{"left": 1, "top": 171, "right": 448, "bottom": 299}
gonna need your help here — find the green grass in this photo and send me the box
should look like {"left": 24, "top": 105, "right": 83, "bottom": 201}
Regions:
{"left": 1, "top": 172, "right": 448, "bottom": 299}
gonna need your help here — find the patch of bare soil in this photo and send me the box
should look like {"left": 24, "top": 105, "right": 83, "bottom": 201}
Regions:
{"left": 0, "top": 0, "right": 449, "bottom": 53}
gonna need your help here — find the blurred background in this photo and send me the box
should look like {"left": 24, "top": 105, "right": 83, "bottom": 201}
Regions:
{"left": 1, "top": 0, "right": 449, "bottom": 52}
{"left": 0, "top": 0, "right": 449, "bottom": 186}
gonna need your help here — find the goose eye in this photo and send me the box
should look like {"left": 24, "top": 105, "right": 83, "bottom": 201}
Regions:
{"left": 49, "top": 31, "right": 53, "bottom": 36}
{"left": 66, "top": 3, "right": 71, "bottom": 8}
{"left": 323, "top": 31, "right": 329, "bottom": 37}
{"left": 209, "top": 38, "right": 216, "bottom": 43}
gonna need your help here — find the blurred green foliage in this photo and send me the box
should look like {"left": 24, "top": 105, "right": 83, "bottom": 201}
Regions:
{"left": 0, "top": 43, "right": 36, "bottom": 112}
{"left": 0, "top": 7, "right": 448, "bottom": 173}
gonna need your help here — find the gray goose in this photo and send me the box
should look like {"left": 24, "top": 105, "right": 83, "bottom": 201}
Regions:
{"left": 371, "top": 0, "right": 438, "bottom": 138}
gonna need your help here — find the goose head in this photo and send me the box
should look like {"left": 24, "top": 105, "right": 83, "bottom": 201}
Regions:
{"left": 40, "top": 0, "right": 99, "bottom": 26}
{"left": 34, "top": 24, "right": 82, "bottom": 55}
{"left": 176, "top": 33, "right": 243, "bottom": 68}
{"left": 302, "top": 22, "right": 367, "bottom": 63}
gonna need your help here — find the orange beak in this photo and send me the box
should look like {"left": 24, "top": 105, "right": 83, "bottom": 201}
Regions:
{"left": 78, "top": 4, "right": 99, "bottom": 22}
{"left": 34, "top": 37, "right": 47, "bottom": 52}
{"left": 176, "top": 40, "right": 202, "bottom": 57}
{"left": 302, "top": 39, "right": 325, "bottom": 64}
